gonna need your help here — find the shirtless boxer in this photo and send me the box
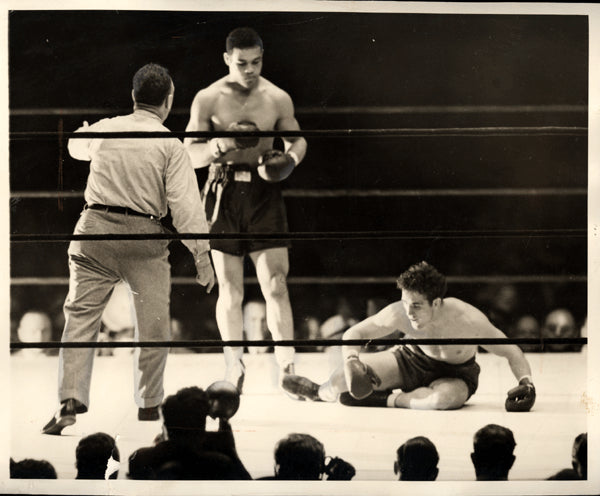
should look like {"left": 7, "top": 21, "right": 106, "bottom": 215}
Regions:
{"left": 184, "top": 27, "right": 307, "bottom": 392}
{"left": 283, "top": 262, "right": 536, "bottom": 411}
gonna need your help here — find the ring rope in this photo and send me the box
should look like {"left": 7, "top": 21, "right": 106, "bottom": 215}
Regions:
{"left": 10, "top": 187, "right": 587, "bottom": 199}
{"left": 9, "top": 337, "right": 588, "bottom": 350}
{"left": 10, "top": 275, "right": 587, "bottom": 286}
{"left": 9, "top": 228, "right": 586, "bottom": 243}
{"left": 9, "top": 126, "right": 587, "bottom": 141}
{"left": 9, "top": 104, "right": 588, "bottom": 117}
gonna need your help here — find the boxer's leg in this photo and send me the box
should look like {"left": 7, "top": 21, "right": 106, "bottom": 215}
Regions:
{"left": 388, "top": 377, "right": 470, "bottom": 410}
{"left": 212, "top": 250, "right": 246, "bottom": 391}
{"left": 249, "top": 247, "right": 295, "bottom": 372}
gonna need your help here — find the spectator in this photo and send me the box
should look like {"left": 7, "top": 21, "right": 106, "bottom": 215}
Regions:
{"left": 547, "top": 433, "right": 587, "bottom": 480}
{"left": 75, "top": 432, "right": 120, "bottom": 479}
{"left": 169, "top": 318, "right": 193, "bottom": 354}
{"left": 394, "top": 436, "right": 439, "bottom": 481}
{"left": 14, "top": 311, "right": 53, "bottom": 358}
{"left": 243, "top": 300, "right": 272, "bottom": 354}
{"left": 320, "top": 297, "right": 358, "bottom": 341}
{"left": 512, "top": 315, "right": 542, "bottom": 353}
{"left": 320, "top": 297, "right": 359, "bottom": 371}
{"left": 10, "top": 458, "right": 57, "bottom": 479}
{"left": 128, "top": 386, "right": 250, "bottom": 480}
{"left": 260, "top": 433, "right": 355, "bottom": 480}
{"left": 482, "top": 284, "right": 520, "bottom": 335}
{"left": 541, "top": 308, "right": 581, "bottom": 352}
{"left": 471, "top": 424, "right": 516, "bottom": 480}
{"left": 296, "top": 313, "right": 322, "bottom": 352}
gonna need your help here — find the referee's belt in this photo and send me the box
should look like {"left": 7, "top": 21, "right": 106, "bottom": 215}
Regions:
{"left": 85, "top": 203, "right": 158, "bottom": 220}
{"left": 208, "top": 163, "right": 255, "bottom": 183}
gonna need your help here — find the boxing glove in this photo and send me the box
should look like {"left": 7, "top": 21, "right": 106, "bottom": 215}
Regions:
{"left": 505, "top": 377, "right": 536, "bottom": 412}
{"left": 343, "top": 355, "right": 382, "bottom": 400}
{"left": 257, "top": 149, "right": 296, "bottom": 182}
{"left": 209, "top": 121, "right": 260, "bottom": 157}
{"left": 324, "top": 456, "right": 356, "bottom": 481}
{"left": 207, "top": 380, "right": 241, "bottom": 420}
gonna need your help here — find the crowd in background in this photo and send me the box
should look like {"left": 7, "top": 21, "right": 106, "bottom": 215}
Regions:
{"left": 10, "top": 281, "right": 586, "bottom": 355}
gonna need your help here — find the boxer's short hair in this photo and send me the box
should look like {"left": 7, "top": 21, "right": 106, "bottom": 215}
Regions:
{"left": 396, "top": 261, "right": 447, "bottom": 303}
{"left": 226, "top": 27, "right": 263, "bottom": 53}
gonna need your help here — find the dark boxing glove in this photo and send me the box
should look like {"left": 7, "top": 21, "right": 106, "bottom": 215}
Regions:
{"left": 257, "top": 149, "right": 296, "bottom": 183}
{"left": 343, "top": 355, "right": 382, "bottom": 400}
{"left": 209, "top": 121, "right": 260, "bottom": 157}
{"left": 207, "top": 380, "right": 241, "bottom": 420}
{"left": 505, "top": 377, "right": 536, "bottom": 412}
{"left": 324, "top": 456, "right": 356, "bottom": 481}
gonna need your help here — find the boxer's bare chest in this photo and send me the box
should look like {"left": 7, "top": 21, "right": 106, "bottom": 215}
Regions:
{"left": 211, "top": 88, "right": 279, "bottom": 131}
{"left": 408, "top": 313, "right": 477, "bottom": 364}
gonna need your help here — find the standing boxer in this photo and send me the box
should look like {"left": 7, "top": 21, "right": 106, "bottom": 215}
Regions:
{"left": 184, "top": 27, "right": 307, "bottom": 392}
{"left": 42, "top": 63, "right": 215, "bottom": 435}
{"left": 283, "top": 262, "right": 536, "bottom": 412}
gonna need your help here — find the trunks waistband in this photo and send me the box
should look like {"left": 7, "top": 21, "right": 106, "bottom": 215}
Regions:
{"left": 208, "top": 163, "right": 256, "bottom": 183}
{"left": 406, "top": 344, "right": 476, "bottom": 367}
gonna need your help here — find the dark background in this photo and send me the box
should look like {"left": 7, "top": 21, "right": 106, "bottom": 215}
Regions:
{"left": 8, "top": 11, "right": 588, "bottom": 342}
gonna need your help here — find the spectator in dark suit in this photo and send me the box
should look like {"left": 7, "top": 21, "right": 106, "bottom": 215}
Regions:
{"left": 260, "top": 433, "right": 355, "bottom": 480}
{"left": 10, "top": 458, "right": 57, "bottom": 479}
{"left": 394, "top": 436, "right": 439, "bottom": 481}
{"left": 76, "top": 432, "right": 120, "bottom": 479}
{"left": 471, "top": 424, "right": 516, "bottom": 481}
{"left": 547, "top": 433, "right": 587, "bottom": 480}
{"left": 128, "top": 386, "right": 250, "bottom": 480}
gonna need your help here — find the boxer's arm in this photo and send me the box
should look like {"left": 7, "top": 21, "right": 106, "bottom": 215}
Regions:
{"left": 184, "top": 91, "right": 217, "bottom": 169}
{"left": 477, "top": 314, "right": 533, "bottom": 382}
{"left": 341, "top": 302, "right": 406, "bottom": 360}
{"left": 276, "top": 91, "right": 307, "bottom": 166}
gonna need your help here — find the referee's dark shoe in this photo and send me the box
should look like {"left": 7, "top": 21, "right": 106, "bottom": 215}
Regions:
{"left": 42, "top": 398, "right": 87, "bottom": 435}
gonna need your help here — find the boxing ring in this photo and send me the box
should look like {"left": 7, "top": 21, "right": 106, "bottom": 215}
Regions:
{"left": 9, "top": 350, "right": 588, "bottom": 482}
{"left": 7, "top": 116, "right": 593, "bottom": 495}
{"left": 8, "top": 8, "right": 597, "bottom": 489}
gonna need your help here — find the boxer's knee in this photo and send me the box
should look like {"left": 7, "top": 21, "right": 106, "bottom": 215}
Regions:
{"left": 264, "top": 271, "right": 288, "bottom": 299}
{"left": 429, "top": 379, "right": 469, "bottom": 410}
{"left": 217, "top": 282, "right": 244, "bottom": 310}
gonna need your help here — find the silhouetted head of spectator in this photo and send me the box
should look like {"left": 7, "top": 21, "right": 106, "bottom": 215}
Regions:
{"left": 572, "top": 432, "right": 587, "bottom": 479}
{"left": 161, "top": 387, "right": 210, "bottom": 443}
{"left": 542, "top": 308, "right": 580, "bottom": 351}
{"left": 471, "top": 424, "right": 516, "bottom": 480}
{"left": 76, "top": 432, "right": 120, "bottom": 479}
{"left": 10, "top": 458, "right": 57, "bottom": 479}
{"left": 394, "top": 436, "right": 439, "bottom": 481}
{"left": 512, "top": 315, "right": 542, "bottom": 352}
{"left": 274, "top": 433, "right": 325, "bottom": 480}
{"left": 16, "top": 311, "right": 53, "bottom": 357}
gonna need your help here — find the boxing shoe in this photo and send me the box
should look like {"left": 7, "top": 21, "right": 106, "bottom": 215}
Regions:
{"left": 138, "top": 406, "right": 160, "bottom": 421}
{"left": 339, "top": 390, "right": 389, "bottom": 407}
{"left": 225, "top": 358, "right": 246, "bottom": 394}
{"left": 42, "top": 398, "right": 87, "bottom": 435}
{"left": 279, "top": 364, "right": 306, "bottom": 401}
{"left": 281, "top": 374, "right": 322, "bottom": 402}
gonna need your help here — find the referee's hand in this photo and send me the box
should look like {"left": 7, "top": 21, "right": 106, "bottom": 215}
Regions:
{"left": 195, "top": 253, "right": 216, "bottom": 293}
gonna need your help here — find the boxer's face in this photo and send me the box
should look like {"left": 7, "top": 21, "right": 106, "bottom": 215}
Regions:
{"left": 401, "top": 290, "right": 437, "bottom": 330}
{"left": 225, "top": 46, "right": 263, "bottom": 89}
